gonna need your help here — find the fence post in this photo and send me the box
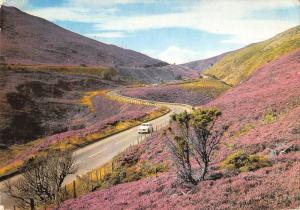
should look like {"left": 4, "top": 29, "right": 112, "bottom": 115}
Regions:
{"left": 96, "top": 170, "right": 99, "bottom": 181}
{"left": 73, "top": 180, "right": 77, "bottom": 198}
{"left": 30, "top": 198, "right": 35, "bottom": 210}
{"left": 64, "top": 185, "right": 68, "bottom": 198}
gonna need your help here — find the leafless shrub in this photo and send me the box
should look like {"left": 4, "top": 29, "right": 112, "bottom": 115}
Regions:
{"left": 5, "top": 150, "right": 76, "bottom": 209}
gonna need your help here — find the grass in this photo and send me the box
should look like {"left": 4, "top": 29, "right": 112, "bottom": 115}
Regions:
{"left": 263, "top": 109, "right": 277, "bottom": 124}
{"left": 221, "top": 150, "right": 271, "bottom": 173}
{"left": 1, "top": 63, "right": 117, "bottom": 80}
{"left": 80, "top": 90, "right": 107, "bottom": 112}
{"left": 64, "top": 161, "right": 115, "bottom": 198}
{"left": 205, "top": 25, "right": 300, "bottom": 85}
{"left": 233, "top": 123, "right": 255, "bottom": 138}
{"left": 180, "top": 78, "right": 231, "bottom": 96}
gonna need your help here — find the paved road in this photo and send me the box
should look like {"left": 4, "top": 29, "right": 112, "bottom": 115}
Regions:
{"left": 0, "top": 90, "right": 192, "bottom": 209}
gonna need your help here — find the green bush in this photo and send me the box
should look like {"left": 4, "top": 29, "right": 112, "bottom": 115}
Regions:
{"left": 102, "top": 161, "right": 168, "bottom": 187}
{"left": 222, "top": 150, "right": 271, "bottom": 172}
{"left": 263, "top": 109, "right": 277, "bottom": 123}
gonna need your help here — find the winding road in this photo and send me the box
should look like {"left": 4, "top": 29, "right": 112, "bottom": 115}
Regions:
{"left": 0, "top": 90, "right": 192, "bottom": 209}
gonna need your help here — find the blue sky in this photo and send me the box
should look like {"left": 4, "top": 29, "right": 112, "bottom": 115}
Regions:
{"left": 4, "top": 0, "right": 300, "bottom": 64}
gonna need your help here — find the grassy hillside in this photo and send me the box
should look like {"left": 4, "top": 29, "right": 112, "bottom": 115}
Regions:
{"left": 205, "top": 25, "right": 300, "bottom": 85}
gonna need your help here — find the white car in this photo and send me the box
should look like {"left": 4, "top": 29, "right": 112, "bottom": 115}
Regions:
{"left": 138, "top": 123, "right": 154, "bottom": 134}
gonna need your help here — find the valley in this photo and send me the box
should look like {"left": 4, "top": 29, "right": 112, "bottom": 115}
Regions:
{"left": 0, "top": 3, "right": 300, "bottom": 210}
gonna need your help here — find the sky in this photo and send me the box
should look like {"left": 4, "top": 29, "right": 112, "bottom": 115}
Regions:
{"left": 3, "top": 0, "right": 300, "bottom": 64}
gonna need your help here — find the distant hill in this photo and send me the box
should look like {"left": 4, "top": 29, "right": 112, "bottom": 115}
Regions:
{"left": 0, "top": 6, "right": 167, "bottom": 67}
{"left": 204, "top": 25, "right": 300, "bottom": 85}
{"left": 180, "top": 52, "right": 229, "bottom": 72}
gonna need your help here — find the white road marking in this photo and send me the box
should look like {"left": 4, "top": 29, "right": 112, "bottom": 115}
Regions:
{"left": 88, "top": 148, "right": 107, "bottom": 158}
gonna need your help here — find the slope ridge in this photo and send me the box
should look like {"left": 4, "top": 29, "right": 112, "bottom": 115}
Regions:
{"left": 204, "top": 25, "right": 300, "bottom": 85}
{"left": 180, "top": 52, "right": 229, "bottom": 72}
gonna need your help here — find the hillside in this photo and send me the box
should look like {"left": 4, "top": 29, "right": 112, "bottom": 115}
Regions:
{"left": 0, "top": 6, "right": 167, "bottom": 68}
{"left": 204, "top": 25, "right": 300, "bottom": 85}
{"left": 60, "top": 49, "right": 300, "bottom": 209}
{"left": 122, "top": 78, "right": 230, "bottom": 106}
{"left": 180, "top": 52, "right": 228, "bottom": 72}
{"left": 0, "top": 6, "right": 195, "bottom": 83}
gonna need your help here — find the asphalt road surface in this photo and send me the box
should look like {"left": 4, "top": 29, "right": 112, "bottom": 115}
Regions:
{"left": 0, "top": 90, "right": 192, "bottom": 209}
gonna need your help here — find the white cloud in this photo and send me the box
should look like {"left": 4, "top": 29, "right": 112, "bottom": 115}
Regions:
{"left": 27, "top": 7, "right": 113, "bottom": 23}
{"left": 85, "top": 31, "right": 126, "bottom": 38}
{"left": 68, "top": 0, "right": 149, "bottom": 7}
{"left": 144, "top": 46, "right": 202, "bottom": 64}
{"left": 22, "top": 0, "right": 300, "bottom": 54}
{"left": 4, "top": 0, "right": 28, "bottom": 8}
{"left": 95, "top": 0, "right": 299, "bottom": 44}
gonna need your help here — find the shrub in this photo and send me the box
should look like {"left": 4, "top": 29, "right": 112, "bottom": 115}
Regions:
{"left": 222, "top": 150, "right": 271, "bottom": 173}
{"left": 263, "top": 109, "right": 277, "bottom": 123}
{"left": 166, "top": 109, "right": 226, "bottom": 185}
{"left": 175, "top": 75, "right": 183, "bottom": 80}
{"left": 102, "top": 161, "right": 167, "bottom": 187}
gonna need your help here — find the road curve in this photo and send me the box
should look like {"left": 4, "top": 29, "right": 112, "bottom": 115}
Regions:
{"left": 0, "top": 89, "right": 193, "bottom": 209}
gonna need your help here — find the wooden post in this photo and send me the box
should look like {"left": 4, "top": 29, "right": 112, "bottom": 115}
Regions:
{"left": 30, "top": 198, "right": 35, "bottom": 210}
{"left": 73, "top": 180, "right": 77, "bottom": 198}
{"left": 96, "top": 170, "right": 99, "bottom": 181}
{"left": 112, "top": 161, "right": 114, "bottom": 172}
{"left": 64, "top": 185, "right": 68, "bottom": 197}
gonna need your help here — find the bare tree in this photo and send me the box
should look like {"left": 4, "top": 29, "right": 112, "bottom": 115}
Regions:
{"left": 5, "top": 150, "right": 76, "bottom": 209}
{"left": 165, "top": 109, "right": 226, "bottom": 185}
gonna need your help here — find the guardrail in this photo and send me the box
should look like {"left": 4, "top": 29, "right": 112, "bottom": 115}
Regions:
{"left": 106, "top": 89, "right": 194, "bottom": 111}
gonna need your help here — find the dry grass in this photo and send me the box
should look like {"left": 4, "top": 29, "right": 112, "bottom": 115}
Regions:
{"left": 180, "top": 78, "right": 230, "bottom": 96}
{"left": 80, "top": 90, "right": 107, "bottom": 112}
{"left": 64, "top": 161, "right": 114, "bottom": 198}
{"left": 1, "top": 64, "right": 117, "bottom": 79}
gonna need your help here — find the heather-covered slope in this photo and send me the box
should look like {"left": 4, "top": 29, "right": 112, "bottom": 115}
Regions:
{"left": 60, "top": 49, "right": 300, "bottom": 210}
{"left": 0, "top": 6, "right": 166, "bottom": 68}
{"left": 122, "top": 78, "right": 230, "bottom": 106}
{"left": 204, "top": 25, "right": 300, "bottom": 85}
